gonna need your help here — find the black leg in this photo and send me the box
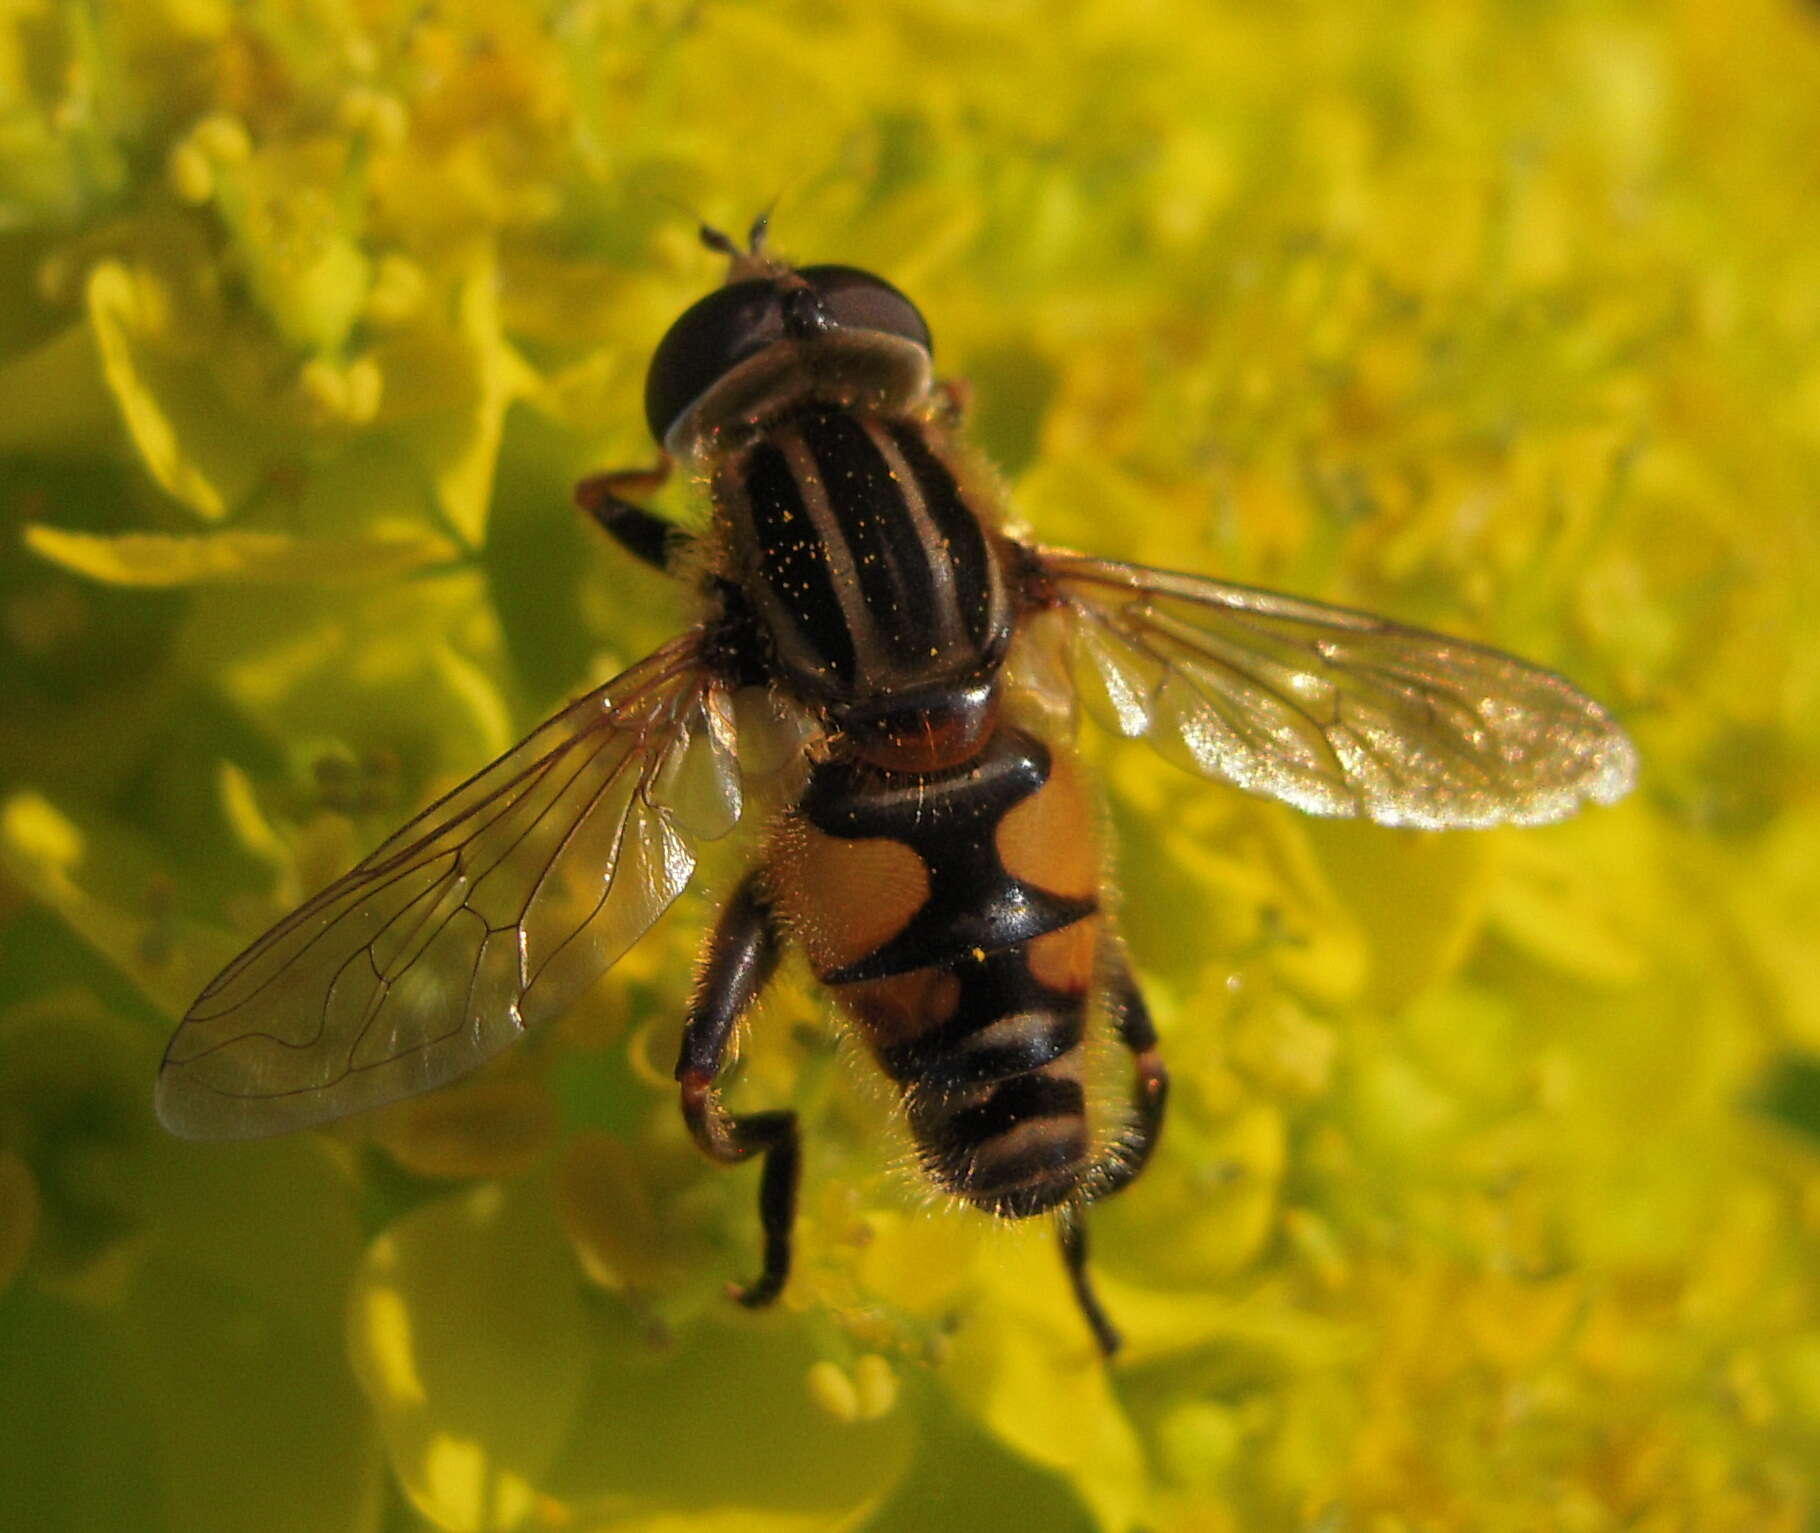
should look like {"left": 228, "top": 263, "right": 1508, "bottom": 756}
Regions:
{"left": 574, "top": 458, "right": 684, "bottom": 573}
{"left": 1056, "top": 957, "right": 1171, "bottom": 1359}
{"left": 726, "top": 1109, "right": 799, "bottom": 1308}
{"left": 1057, "top": 1203, "right": 1122, "bottom": 1357}
{"left": 1093, "top": 957, "right": 1170, "bottom": 1199}
{"left": 675, "top": 872, "right": 800, "bottom": 1306}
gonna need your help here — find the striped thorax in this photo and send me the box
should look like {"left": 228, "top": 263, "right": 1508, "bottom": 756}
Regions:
{"left": 718, "top": 406, "right": 1012, "bottom": 731}
{"left": 647, "top": 251, "right": 1015, "bottom": 772}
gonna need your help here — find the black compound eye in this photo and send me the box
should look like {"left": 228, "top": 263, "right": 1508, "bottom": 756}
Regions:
{"left": 798, "top": 266, "right": 933, "bottom": 357}
{"left": 643, "top": 264, "right": 935, "bottom": 444}
{"left": 644, "top": 279, "right": 784, "bottom": 442}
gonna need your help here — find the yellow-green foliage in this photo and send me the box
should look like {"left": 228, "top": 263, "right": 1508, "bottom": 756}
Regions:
{"left": 3, "top": 2, "right": 1819, "bottom": 1529}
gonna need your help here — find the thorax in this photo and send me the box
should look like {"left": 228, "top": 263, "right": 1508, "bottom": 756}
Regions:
{"left": 711, "top": 402, "right": 1014, "bottom": 723}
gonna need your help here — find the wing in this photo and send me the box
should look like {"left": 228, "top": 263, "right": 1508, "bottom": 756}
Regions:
{"left": 157, "top": 630, "right": 743, "bottom": 1140}
{"left": 1023, "top": 548, "right": 1638, "bottom": 829}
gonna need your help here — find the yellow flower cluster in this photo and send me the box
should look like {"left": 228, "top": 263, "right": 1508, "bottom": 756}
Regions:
{"left": 3, "top": 1, "right": 1819, "bottom": 1530}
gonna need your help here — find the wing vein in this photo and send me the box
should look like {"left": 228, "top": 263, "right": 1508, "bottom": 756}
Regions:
{"left": 156, "top": 631, "right": 732, "bottom": 1140}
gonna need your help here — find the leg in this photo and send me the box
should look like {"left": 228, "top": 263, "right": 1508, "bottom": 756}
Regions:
{"left": 575, "top": 457, "right": 683, "bottom": 572}
{"left": 1057, "top": 1203, "right": 1122, "bottom": 1357}
{"left": 1055, "top": 958, "right": 1171, "bottom": 1358}
{"left": 1094, "top": 959, "right": 1170, "bottom": 1198}
{"left": 675, "top": 872, "right": 799, "bottom": 1307}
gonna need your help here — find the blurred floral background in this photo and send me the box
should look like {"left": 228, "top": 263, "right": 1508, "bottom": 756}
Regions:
{"left": 3, "top": 0, "right": 1819, "bottom": 1529}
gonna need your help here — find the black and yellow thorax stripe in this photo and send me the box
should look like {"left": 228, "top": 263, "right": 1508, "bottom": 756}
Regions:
{"left": 716, "top": 403, "right": 1014, "bottom": 705}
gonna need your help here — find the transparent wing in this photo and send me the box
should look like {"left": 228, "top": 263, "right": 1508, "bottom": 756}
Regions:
{"left": 1028, "top": 548, "right": 1638, "bottom": 829}
{"left": 158, "top": 631, "right": 743, "bottom": 1140}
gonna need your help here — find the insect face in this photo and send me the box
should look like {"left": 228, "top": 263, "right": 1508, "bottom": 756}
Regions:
{"left": 159, "top": 224, "right": 1639, "bottom": 1358}
{"left": 645, "top": 254, "right": 934, "bottom": 456}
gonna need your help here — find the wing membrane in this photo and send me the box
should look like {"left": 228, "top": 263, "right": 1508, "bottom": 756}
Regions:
{"left": 158, "top": 631, "right": 739, "bottom": 1139}
{"left": 1032, "top": 549, "right": 1637, "bottom": 829}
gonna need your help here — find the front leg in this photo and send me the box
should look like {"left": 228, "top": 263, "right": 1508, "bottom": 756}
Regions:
{"left": 575, "top": 457, "right": 687, "bottom": 573}
{"left": 675, "top": 871, "right": 799, "bottom": 1307}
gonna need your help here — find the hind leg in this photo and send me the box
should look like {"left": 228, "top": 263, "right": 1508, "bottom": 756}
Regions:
{"left": 675, "top": 871, "right": 799, "bottom": 1307}
{"left": 1094, "top": 957, "right": 1170, "bottom": 1197}
{"left": 1054, "top": 956, "right": 1171, "bottom": 1357}
{"left": 1056, "top": 1203, "right": 1122, "bottom": 1356}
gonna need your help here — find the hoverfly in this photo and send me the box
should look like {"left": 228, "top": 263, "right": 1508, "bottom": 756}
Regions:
{"left": 157, "top": 217, "right": 1638, "bottom": 1355}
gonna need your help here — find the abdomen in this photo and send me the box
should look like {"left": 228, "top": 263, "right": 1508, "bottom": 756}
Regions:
{"left": 766, "top": 729, "right": 1110, "bottom": 1216}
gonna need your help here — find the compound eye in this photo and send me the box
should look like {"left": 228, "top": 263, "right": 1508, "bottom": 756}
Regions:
{"left": 643, "top": 279, "right": 783, "bottom": 442}
{"left": 799, "top": 266, "right": 933, "bottom": 358}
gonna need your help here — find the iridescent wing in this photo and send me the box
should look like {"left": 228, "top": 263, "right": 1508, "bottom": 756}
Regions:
{"left": 1022, "top": 548, "right": 1638, "bottom": 829}
{"left": 158, "top": 631, "right": 743, "bottom": 1139}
